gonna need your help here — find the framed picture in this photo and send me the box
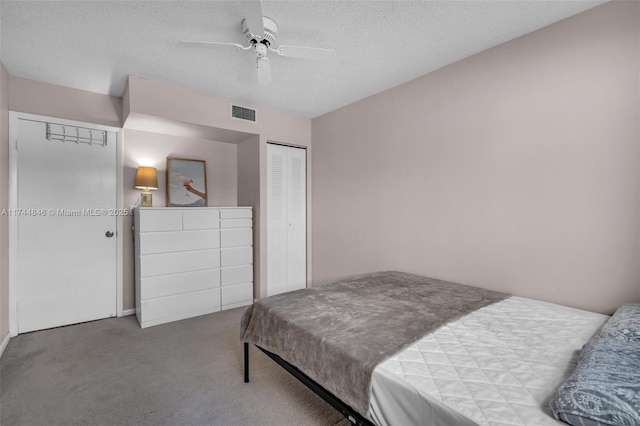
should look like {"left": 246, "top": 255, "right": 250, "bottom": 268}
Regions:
{"left": 166, "top": 157, "right": 208, "bottom": 207}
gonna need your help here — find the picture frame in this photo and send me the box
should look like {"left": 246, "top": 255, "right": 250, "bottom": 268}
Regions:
{"left": 166, "top": 157, "right": 208, "bottom": 207}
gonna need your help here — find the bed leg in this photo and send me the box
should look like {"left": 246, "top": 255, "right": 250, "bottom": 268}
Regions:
{"left": 244, "top": 342, "right": 250, "bottom": 383}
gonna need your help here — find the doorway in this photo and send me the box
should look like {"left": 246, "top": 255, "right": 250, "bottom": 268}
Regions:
{"left": 9, "top": 113, "right": 123, "bottom": 334}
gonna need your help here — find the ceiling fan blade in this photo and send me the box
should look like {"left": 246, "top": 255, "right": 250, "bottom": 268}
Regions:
{"left": 243, "top": 1, "right": 265, "bottom": 40}
{"left": 256, "top": 57, "right": 272, "bottom": 85}
{"left": 277, "top": 45, "right": 336, "bottom": 61}
{"left": 179, "top": 41, "right": 247, "bottom": 50}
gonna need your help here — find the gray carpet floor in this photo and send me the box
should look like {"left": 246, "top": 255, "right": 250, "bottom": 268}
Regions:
{"left": 0, "top": 307, "right": 350, "bottom": 426}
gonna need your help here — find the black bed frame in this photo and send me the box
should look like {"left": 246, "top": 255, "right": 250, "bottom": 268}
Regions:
{"left": 243, "top": 342, "right": 375, "bottom": 426}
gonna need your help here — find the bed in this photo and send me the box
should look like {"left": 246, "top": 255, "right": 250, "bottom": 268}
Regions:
{"left": 240, "top": 271, "right": 640, "bottom": 426}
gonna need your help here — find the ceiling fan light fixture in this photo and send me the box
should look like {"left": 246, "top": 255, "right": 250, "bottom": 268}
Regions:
{"left": 254, "top": 42, "right": 268, "bottom": 58}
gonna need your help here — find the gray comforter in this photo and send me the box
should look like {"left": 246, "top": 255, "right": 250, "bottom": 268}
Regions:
{"left": 241, "top": 271, "right": 509, "bottom": 416}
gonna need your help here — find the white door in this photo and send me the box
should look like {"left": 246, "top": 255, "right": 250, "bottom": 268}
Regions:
{"left": 267, "top": 143, "right": 306, "bottom": 296}
{"left": 286, "top": 147, "right": 307, "bottom": 290}
{"left": 16, "top": 118, "right": 118, "bottom": 333}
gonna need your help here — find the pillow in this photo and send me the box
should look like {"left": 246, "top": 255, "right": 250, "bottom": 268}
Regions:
{"left": 550, "top": 336, "right": 640, "bottom": 426}
{"left": 598, "top": 303, "right": 640, "bottom": 342}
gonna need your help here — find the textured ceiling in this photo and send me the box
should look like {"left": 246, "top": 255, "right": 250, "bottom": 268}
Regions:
{"left": 0, "top": 1, "right": 605, "bottom": 119}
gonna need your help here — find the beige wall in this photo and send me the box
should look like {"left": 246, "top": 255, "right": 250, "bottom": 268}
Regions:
{"left": 311, "top": 1, "right": 640, "bottom": 314}
{"left": 0, "top": 62, "right": 10, "bottom": 344}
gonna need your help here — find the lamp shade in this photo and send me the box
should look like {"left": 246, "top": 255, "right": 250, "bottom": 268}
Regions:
{"left": 135, "top": 166, "right": 158, "bottom": 190}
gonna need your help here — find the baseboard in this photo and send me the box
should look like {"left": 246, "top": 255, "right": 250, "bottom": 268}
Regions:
{"left": 122, "top": 309, "right": 136, "bottom": 317}
{"left": 0, "top": 331, "right": 10, "bottom": 359}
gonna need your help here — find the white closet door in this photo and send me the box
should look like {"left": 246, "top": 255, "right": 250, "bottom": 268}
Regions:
{"left": 267, "top": 144, "right": 289, "bottom": 296}
{"left": 267, "top": 143, "right": 306, "bottom": 296}
{"left": 286, "top": 147, "right": 306, "bottom": 291}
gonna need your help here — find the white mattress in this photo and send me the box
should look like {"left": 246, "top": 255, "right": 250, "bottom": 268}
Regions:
{"left": 369, "top": 296, "right": 609, "bottom": 426}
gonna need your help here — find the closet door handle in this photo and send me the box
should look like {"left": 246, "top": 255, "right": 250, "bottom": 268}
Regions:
{"left": 105, "top": 231, "right": 115, "bottom": 238}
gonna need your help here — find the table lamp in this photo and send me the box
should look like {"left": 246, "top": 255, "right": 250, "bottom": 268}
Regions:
{"left": 135, "top": 166, "right": 158, "bottom": 207}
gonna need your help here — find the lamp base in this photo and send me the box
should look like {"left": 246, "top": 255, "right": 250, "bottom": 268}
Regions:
{"left": 141, "top": 191, "right": 153, "bottom": 207}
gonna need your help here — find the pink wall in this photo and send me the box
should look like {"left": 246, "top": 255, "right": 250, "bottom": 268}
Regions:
{"left": 237, "top": 135, "right": 262, "bottom": 299}
{"left": 122, "top": 129, "right": 238, "bottom": 309}
{"left": 123, "top": 129, "right": 238, "bottom": 209}
{"left": 126, "top": 76, "right": 310, "bottom": 146}
{"left": 311, "top": 1, "right": 640, "bottom": 314}
{"left": 9, "top": 77, "right": 122, "bottom": 127}
{"left": 0, "top": 62, "right": 10, "bottom": 344}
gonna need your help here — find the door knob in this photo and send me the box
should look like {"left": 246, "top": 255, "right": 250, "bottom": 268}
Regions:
{"left": 105, "top": 231, "right": 115, "bottom": 238}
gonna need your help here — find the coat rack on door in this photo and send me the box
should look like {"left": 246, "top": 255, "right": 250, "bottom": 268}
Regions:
{"left": 46, "top": 122, "right": 107, "bottom": 147}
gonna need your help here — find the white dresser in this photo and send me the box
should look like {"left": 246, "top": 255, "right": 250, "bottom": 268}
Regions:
{"left": 134, "top": 207, "right": 253, "bottom": 328}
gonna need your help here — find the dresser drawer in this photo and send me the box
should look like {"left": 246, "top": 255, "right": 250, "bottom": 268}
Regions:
{"left": 221, "top": 282, "right": 253, "bottom": 309}
{"left": 140, "top": 249, "right": 220, "bottom": 277}
{"left": 140, "top": 269, "right": 220, "bottom": 300}
{"left": 220, "top": 208, "right": 252, "bottom": 219}
{"left": 138, "top": 209, "right": 182, "bottom": 232}
{"left": 140, "top": 288, "right": 221, "bottom": 323}
{"left": 220, "top": 246, "right": 253, "bottom": 267}
{"left": 139, "top": 230, "right": 220, "bottom": 254}
{"left": 220, "top": 228, "right": 252, "bottom": 248}
{"left": 221, "top": 264, "right": 253, "bottom": 286}
{"left": 183, "top": 209, "right": 219, "bottom": 230}
{"left": 220, "top": 218, "right": 252, "bottom": 229}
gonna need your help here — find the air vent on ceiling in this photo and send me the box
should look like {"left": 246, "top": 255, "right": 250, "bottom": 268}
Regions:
{"left": 231, "top": 104, "right": 257, "bottom": 123}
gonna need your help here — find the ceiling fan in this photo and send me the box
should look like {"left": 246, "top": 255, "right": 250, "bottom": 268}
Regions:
{"left": 179, "top": 1, "right": 336, "bottom": 85}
